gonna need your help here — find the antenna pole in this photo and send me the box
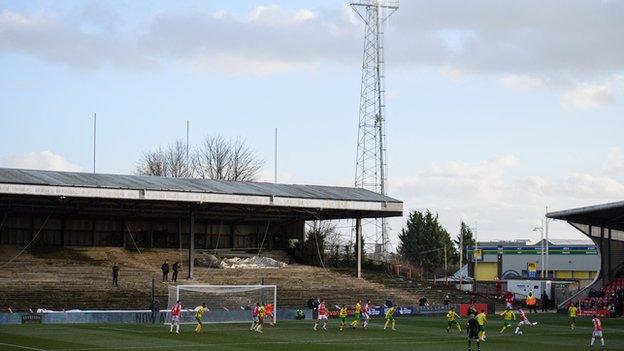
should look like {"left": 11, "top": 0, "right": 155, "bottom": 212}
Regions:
{"left": 274, "top": 128, "right": 278, "bottom": 183}
{"left": 93, "top": 113, "right": 96, "bottom": 173}
{"left": 186, "top": 120, "right": 190, "bottom": 170}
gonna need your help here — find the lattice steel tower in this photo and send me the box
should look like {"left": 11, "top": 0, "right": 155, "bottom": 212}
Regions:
{"left": 351, "top": 0, "right": 398, "bottom": 256}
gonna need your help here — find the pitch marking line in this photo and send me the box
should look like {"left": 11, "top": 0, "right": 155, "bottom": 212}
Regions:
{"left": 0, "top": 342, "right": 47, "bottom": 351}
{"left": 54, "top": 338, "right": 464, "bottom": 351}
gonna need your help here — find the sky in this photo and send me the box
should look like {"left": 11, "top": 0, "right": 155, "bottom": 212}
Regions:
{"left": 1, "top": 0, "right": 624, "bottom": 250}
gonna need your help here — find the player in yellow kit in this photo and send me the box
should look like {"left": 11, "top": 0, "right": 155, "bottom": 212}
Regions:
{"left": 350, "top": 300, "right": 362, "bottom": 328}
{"left": 338, "top": 304, "right": 348, "bottom": 331}
{"left": 499, "top": 307, "right": 516, "bottom": 334}
{"left": 568, "top": 303, "right": 578, "bottom": 330}
{"left": 384, "top": 305, "right": 397, "bottom": 331}
{"left": 256, "top": 302, "right": 266, "bottom": 333}
{"left": 446, "top": 306, "right": 462, "bottom": 333}
{"left": 476, "top": 310, "right": 487, "bottom": 341}
{"left": 194, "top": 303, "right": 208, "bottom": 334}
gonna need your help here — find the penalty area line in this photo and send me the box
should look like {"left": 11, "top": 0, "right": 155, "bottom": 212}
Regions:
{"left": 0, "top": 342, "right": 47, "bottom": 351}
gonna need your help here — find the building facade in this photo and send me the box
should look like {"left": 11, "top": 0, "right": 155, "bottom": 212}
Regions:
{"left": 467, "top": 239, "right": 600, "bottom": 286}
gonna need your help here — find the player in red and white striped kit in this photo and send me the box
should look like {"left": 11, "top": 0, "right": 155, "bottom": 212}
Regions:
{"left": 362, "top": 300, "right": 372, "bottom": 329}
{"left": 590, "top": 314, "right": 605, "bottom": 348}
{"left": 514, "top": 307, "right": 538, "bottom": 335}
{"left": 250, "top": 302, "right": 260, "bottom": 331}
{"left": 505, "top": 292, "right": 514, "bottom": 309}
{"left": 314, "top": 300, "right": 328, "bottom": 331}
{"left": 169, "top": 300, "right": 181, "bottom": 334}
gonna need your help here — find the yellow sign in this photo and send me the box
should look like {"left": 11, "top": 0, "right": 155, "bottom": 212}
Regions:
{"left": 527, "top": 262, "right": 537, "bottom": 272}
{"left": 473, "top": 249, "right": 482, "bottom": 261}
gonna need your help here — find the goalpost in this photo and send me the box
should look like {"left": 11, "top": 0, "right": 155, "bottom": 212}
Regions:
{"left": 165, "top": 285, "right": 277, "bottom": 325}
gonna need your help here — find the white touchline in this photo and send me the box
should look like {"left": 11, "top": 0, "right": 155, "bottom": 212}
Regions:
{"left": 0, "top": 342, "right": 47, "bottom": 351}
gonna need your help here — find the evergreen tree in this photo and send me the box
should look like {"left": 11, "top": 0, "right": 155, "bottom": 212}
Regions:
{"left": 398, "top": 210, "right": 458, "bottom": 273}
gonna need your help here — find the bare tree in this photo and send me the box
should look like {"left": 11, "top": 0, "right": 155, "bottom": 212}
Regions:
{"left": 307, "top": 220, "right": 342, "bottom": 248}
{"left": 136, "top": 147, "right": 167, "bottom": 176}
{"left": 136, "top": 140, "right": 193, "bottom": 177}
{"left": 165, "top": 140, "right": 192, "bottom": 177}
{"left": 193, "top": 135, "right": 263, "bottom": 181}
{"left": 228, "top": 138, "right": 263, "bottom": 181}
{"left": 193, "top": 135, "right": 231, "bottom": 180}
{"left": 137, "top": 136, "right": 263, "bottom": 181}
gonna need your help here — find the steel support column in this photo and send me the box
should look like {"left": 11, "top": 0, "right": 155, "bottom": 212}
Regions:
{"left": 188, "top": 210, "right": 195, "bottom": 279}
{"left": 230, "top": 224, "right": 235, "bottom": 249}
{"left": 356, "top": 217, "right": 362, "bottom": 278}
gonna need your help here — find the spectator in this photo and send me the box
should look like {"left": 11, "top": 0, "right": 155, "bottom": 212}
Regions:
{"left": 385, "top": 297, "right": 394, "bottom": 308}
{"left": 161, "top": 260, "right": 170, "bottom": 282}
{"left": 149, "top": 301, "right": 159, "bottom": 323}
{"left": 443, "top": 294, "right": 451, "bottom": 306}
{"left": 527, "top": 292, "right": 538, "bottom": 313}
{"left": 608, "top": 303, "right": 616, "bottom": 318}
{"left": 541, "top": 291, "right": 549, "bottom": 312}
{"left": 172, "top": 262, "right": 180, "bottom": 282}
{"left": 296, "top": 308, "right": 305, "bottom": 320}
{"left": 418, "top": 296, "right": 428, "bottom": 307}
{"left": 307, "top": 298, "right": 316, "bottom": 310}
{"left": 112, "top": 263, "right": 119, "bottom": 286}
{"left": 468, "top": 303, "right": 477, "bottom": 316}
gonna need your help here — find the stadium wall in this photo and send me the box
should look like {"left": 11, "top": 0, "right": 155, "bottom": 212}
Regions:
{"left": 0, "top": 309, "right": 311, "bottom": 325}
{"left": 0, "top": 305, "right": 478, "bottom": 325}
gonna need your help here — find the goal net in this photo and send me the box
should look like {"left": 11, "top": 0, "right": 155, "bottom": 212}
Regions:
{"left": 165, "top": 285, "right": 277, "bottom": 324}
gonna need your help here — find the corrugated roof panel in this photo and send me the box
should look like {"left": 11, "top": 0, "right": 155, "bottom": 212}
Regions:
{"left": 0, "top": 168, "right": 401, "bottom": 203}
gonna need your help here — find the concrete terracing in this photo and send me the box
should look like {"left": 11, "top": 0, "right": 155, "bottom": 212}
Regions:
{"left": 0, "top": 247, "right": 476, "bottom": 311}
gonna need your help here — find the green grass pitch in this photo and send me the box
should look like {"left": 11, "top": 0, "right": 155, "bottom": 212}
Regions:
{"left": 0, "top": 314, "right": 621, "bottom": 351}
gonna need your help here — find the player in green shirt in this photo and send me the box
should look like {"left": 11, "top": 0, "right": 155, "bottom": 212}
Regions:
{"left": 446, "top": 306, "right": 462, "bottom": 333}
{"left": 476, "top": 310, "right": 487, "bottom": 341}
{"left": 257, "top": 302, "right": 266, "bottom": 333}
{"left": 384, "top": 306, "right": 397, "bottom": 331}
{"left": 338, "top": 304, "right": 348, "bottom": 331}
{"left": 499, "top": 307, "right": 516, "bottom": 333}
{"left": 194, "top": 303, "right": 208, "bottom": 334}
{"left": 568, "top": 304, "right": 578, "bottom": 330}
{"left": 350, "top": 300, "right": 362, "bottom": 328}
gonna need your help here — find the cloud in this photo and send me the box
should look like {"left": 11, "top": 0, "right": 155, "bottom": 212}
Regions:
{"left": 500, "top": 75, "right": 547, "bottom": 92}
{"left": 179, "top": 51, "right": 316, "bottom": 76}
{"left": 561, "top": 81, "right": 616, "bottom": 109}
{"left": 246, "top": 5, "right": 316, "bottom": 26}
{"left": 0, "top": 151, "right": 84, "bottom": 172}
{"left": 561, "top": 172, "right": 624, "bottom": 199}
{"left": 394, "top": 155, "right": 520, "bottom": 201}
{"left": 394, "top": 1, "right": 624, "bottom": 78}
{"left": 139, "top": 5, "right": 357, "bottom": 75}
{"left": 603, "top": 147, "right": 624, "bottom": 175}
{"left": 0, "top": 9, "right": 153, "bottom": 71}
{"left": 440, "top": 67, "right": 471, "bottom": 83}
{"left": 390, "top": 151, "right": 624, "bottom": 243}
{"left": 2, "top": 1, "right": 624, "bottom": 100}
